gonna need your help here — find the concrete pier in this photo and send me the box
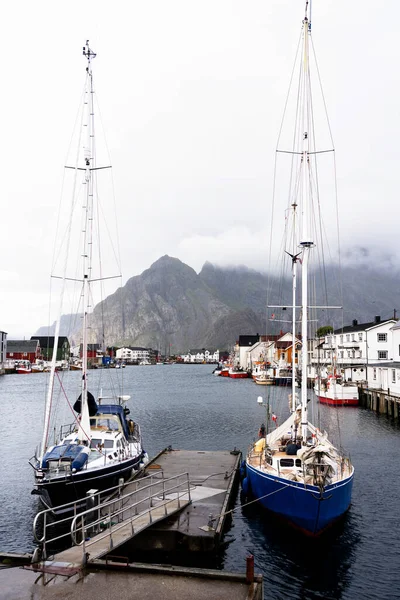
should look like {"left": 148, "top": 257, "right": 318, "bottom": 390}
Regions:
{"left": 126, "top": 448, "right": 242, "bottom": 555}
{"left": 0, "top": 558, "right": 263, "bottom": 600}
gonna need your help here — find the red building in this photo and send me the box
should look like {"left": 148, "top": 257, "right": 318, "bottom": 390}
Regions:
{"left": 6, "top": 340, "right": 40, "bottom": 363}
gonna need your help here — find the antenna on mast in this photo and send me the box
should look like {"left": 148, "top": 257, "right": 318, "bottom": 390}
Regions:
{"left": 82, "top": 40, "right": 97, "bottom": 72}
{"left": 304, "top": 0, "right": 312, "bottom": 30}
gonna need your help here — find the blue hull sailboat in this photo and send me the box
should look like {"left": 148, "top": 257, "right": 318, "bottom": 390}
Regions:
{"left": 242, "top": 3, "right": 354, "bottom": 535}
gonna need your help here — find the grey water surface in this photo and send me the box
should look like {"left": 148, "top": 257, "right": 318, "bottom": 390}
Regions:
{"left": 0, "top": 364, "right": 399, "bottom": 599}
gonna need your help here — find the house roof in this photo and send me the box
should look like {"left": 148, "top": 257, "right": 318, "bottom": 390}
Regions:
{"left": 31, "top": 336, "right": 69, "bottom": 349}
{"left": 333, "top": 319, "right": 397, "bottom": 334}
{"left": 238, "top": 335, "right": 260, "bottom": 347}
{"left": 7, "top": 340, "right": 39, "bottom": 353}
{"left": 128, "top": 347, "right": 149, "bottom": 351}
{"left": 260, "top": 335, "right": 280, "bottom": 342}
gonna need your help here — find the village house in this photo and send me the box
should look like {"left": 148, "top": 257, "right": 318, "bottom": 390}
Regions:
{"left": 0, "top": 330, "right": 6, "bottom": 374}
{"left": 311, "top": 316, "right": 397, "bottom": 382}
{"left": 366, "top": 322, "right": 400, "bottom": 397}
{"left": 181, "top": 349, "right": 219, "bottom": 363}
{"left": 79, "top": 343, "right": 103, "bottom": 367}
{"left": 6, "top": 339, "right": 40, "bottom": 363}
{"left": 116, "top": 347, "right": 151, "bottom": 363}
{"left": 30, "top": 336, "right": 70, "bottom": 362}
{"left": 273, "top": 332, "right": 301, "bottom": 372}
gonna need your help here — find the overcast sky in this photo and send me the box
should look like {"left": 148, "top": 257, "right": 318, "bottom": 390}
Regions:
{"left": 1, "top": 0, "right": 399, "bottom": 338}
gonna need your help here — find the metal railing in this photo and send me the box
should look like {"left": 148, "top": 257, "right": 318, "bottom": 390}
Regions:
{"left": 72, "top": 472, "right": 191, "bottom": 561}
{"left": 33, "top": 471, "right": 190, "bottom": 562}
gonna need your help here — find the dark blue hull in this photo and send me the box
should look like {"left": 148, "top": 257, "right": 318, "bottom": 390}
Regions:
{"left": 35, "top": 453, "right": 145, "bottom": 511}
{"left": 245, "top": 462, "right": 353, "bottom": 535}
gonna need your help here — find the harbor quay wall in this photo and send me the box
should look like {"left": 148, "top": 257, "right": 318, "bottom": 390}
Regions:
{"left": 358, "top": 385, "right": 400, "bottom": 420}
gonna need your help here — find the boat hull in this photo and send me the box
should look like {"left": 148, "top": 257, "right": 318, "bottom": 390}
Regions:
{"left": 228, "top": 371, "right": 249, "bottom": 379}
{"left": 317, "top": 394, "right": 358, "bottom": 406}
{"left": 244, "top": 462, "right": 353, "bottom": 535}
{"left": 35, "top": 453, "right": 145, "bottom": 510}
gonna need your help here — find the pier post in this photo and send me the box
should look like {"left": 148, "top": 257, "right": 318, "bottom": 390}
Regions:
{"left": 246, "top": 554, "right": 254, "bottom": 583}
{"left": 394, "top": 401, "right": 399, "bottom": 420}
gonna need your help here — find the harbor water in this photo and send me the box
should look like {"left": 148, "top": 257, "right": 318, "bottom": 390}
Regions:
{"left": 1, "top": 364, "right": 400, "bottom": 599}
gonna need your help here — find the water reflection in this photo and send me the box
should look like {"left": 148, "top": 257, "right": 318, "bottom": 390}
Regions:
{"left": 234, "top": 496, "right": 360, "bottom": 600}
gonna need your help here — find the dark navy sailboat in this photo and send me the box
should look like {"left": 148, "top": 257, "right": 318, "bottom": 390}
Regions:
{"left": 30, "top": 42, "right": 148, "bottom": 510}
{"left": 242, "top": 4, "right": 354, "bottom": 535}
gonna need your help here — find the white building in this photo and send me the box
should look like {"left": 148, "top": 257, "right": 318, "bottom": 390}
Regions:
{"left": 116, "top": 347, "right": 150, "bottom": 363}
{"left": 366, "top": 322, "right": 400, "bottom": 396}
{"left": 181, "top": 349, "right": 219, "bottom": 363}
{"left": 244, "top": 339, "right": 276, "bottom": 371}
{"left": 312, "top": 317, "right": 397, "bottom": 382}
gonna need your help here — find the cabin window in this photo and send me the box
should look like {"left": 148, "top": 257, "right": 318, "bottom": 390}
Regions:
{"left": 104, "top": 440, "right": 114, "bottom": 449}
{"left": 377, "top": 333, "right": 387, "bottom": 342}
{"left": 378, "top": 351, "right": 388, "bottom": 360}
{"left": 90, "top": 438, "right": 101, "bottom": 448}
{"left": 373, "top": 368, "right": 377, "bottom": 380}
{"left": 280, "top": 458, "right": 294, "bottom": 467}
{"left": 295, "top": 459, "right": 302, "bottom": 467}
{"left": 392, "top": 370, "right": 396, "bottom": 383}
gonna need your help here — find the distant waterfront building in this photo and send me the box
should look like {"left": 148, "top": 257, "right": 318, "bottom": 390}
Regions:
{"left": 6, "top": 339, "right": 40, "bottom": 363}
{"left": 31, "top": 336, "right": 70, "bottom": 362}
{"left": 0, "top": 330, "right": 6, "bottom": 375}
{"left": 116, "top": 347, "right": 151, "bottom": 363}
{"left": 78, "top": 343, "right": 103, "bottom": 367}
{"left": 181, "top": 349, "right": 219, "bottom": 363}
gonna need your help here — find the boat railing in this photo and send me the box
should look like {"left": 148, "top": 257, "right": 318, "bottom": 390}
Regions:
{"left": 33, "top": 471, "right": 190, "bottom": 561}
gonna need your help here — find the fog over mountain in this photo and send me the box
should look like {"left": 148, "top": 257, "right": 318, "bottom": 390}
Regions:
{"left": 34, "top": 255, "right": 399, "bottom": 353}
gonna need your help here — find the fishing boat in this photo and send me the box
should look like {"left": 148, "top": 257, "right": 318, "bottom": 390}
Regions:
{"left": 30, "top": 42, "right": 148, "bottom": 510}
{"left": 314, "top": 373, "right": 359, "bottom": 406}
{"left": 228, "top": 366, "right": 249, "bottom": 379}
{"left": 254, "top": 372, "right": 274, "bottom": 386}
{"left": 16, "top": 360, "right": 32, "bottom": 374}
{"left": 241, "top": 4, "right": 354, "bottom": 535}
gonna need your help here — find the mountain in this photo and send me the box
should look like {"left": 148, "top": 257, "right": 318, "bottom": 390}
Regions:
{"left": 34, "top": 255, "right": 400, "bottom": 353}
{"left": 34, "top": 313, "right": 83, "bottom": 341}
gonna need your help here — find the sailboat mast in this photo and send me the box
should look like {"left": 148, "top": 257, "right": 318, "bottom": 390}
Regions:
{"left": 79, "top": 41, "right": 97, "bottom": 442}
{"left": 300, "top": 8, "right": 313, "bottom": 443}
{"left": 291, "top": 205, "right": 298, "bottom": 415}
